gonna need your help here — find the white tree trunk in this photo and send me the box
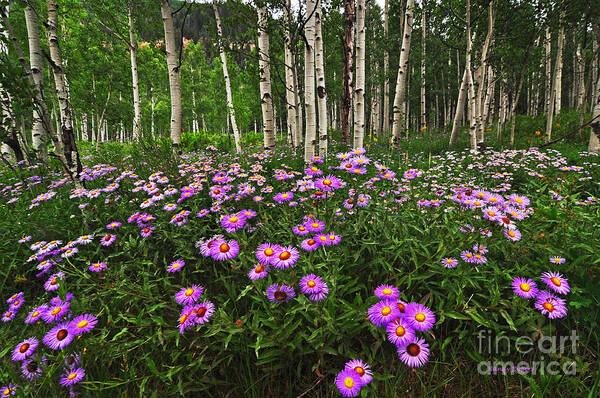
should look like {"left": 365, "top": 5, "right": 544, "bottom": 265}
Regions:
{"left": 449, "top": 69, "right": 468, "bottom": 145}
{"left": 160, "top": 0, "right": 183, "bottom": 148}
{"left": 465, "top": 0, "right": 477, "bottom": 151}
{"left": 213, "top": 0, "right": 241, "bottom": 153}
{"left": 591, "top": 38, "right": 598, "bottom": 113}
{"left": 283, "top": 0, "right": 297, "bottom": 147}
{"left": 576, "top": 43, "right": 585, "bottom": 126}
{"left": 391, "top": 0, "right": 414, "bottom": 142}
{"left": 257, "top": 6, "right": 275, "bottom": 150}
{"left": 545, "top": 19, "right": 564, "bottom": 143}
{"left": 314, "top": 0, "right": 328, "bottom": 157}
{"left": 129, "top": 7, "right": 142, "bottom": 141}
{"left": 383, "top": 0, "right": 390, "bottom": 132}
{"left": 420, "top": 0, "right": 426, "bottom": 130}
{"left": 293, "top": 61, "right": 303, "bottom": 146}
{"left": 24, "top": 4, "right": 47, "bottom": 158}
{"left": 353, "top": 0, "right": 366, "bottom": 148}
{"left": 82, "top": 114, "right": 88, "bottom": 141}
{"left": 46, "top": 0, "right": 82, "bottom": 187}
{"left": 304, "top": 0, "right": 317, "bottom": 162}
{"left": 554, "top": 23, "right": 565, "bottom": 116}
{"left": 544, "top": 27, "right": 552, "bottom": 116}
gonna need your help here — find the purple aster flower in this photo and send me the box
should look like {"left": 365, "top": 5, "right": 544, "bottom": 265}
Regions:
{"left": 21, "top": 357, "right": 45, "bottom": 380}
{"left": 335, "top": 368, "right": 362, "bottom": 397}
{"left": 248, "top": 263, "right": 270, "bottom": 280}
{"left": 299, "top": 274, "right": 327, "bottom": 295}
{"left": 549, "top": 256, "right": 566, "bottom": 264}
{"left": 315, "top": 175, "right": 343, "bottom": 191}
{"left": 43, "top": 322, "right": 75, "bottom": 350}
{"left": 540, "top": 272, "right": 570, "bottom": 295}
{"left": 472, "top": 244, "right": 488, "bottom": 254}
{"left": 9, "top": 297, "right": 24, "bottom": 311}
{"left": 309, "top": 291, "right": 329, "bottom": 301}
{"left": 442, "top": 258, "right": 458, "bottom": 268}
{"left": 193, "top": 300, "right": 215, "bottom": 324}
{"left": 2, "top": 310, "right": 16, "bottom": 322}
{"left": 140, "top": 226, "right": 155, "bottom": 238}
{"left": 301, "top": 238, "right": 320, "bottom": 251}
{"left": 256, "top": 243, "right": 279, "bottom": 264}
{"left": 386, "top": 318, "right": 416, "bottom": 346}
{"left": 89, "top": 262, "right": 107, "bottom": 272}
{"left": 460, "top": 251, "right": 476, "bottom": 263}
{"left": 106, "top": 221, "right": 121, "bottom": 229}
{"left": 11, "top": 338, "right": 38, "bottom": 361}
{"left": 534, "top": 294, "right": 567, "bottom": 319}
{"left": 69, "top": 314, "right": 98, "bottom": 335}
{"left": 367, "top": 300, "right": 401, "bottom": 327}
{"left": 167, "top": 260, "right": 185, "bottom": 272}
{"left": 175, "top": 285, "right": 204, "bottom": 306}
{"left": 356, "top": 194, "right": 370, "bottom": 207}
{"left": 325, "top": 232, "right": 342, "bottom": 246}
{"left": 178, "top": 306, "right": 196, "bottom": 334}
{"left": 404, "top": 303, "right": 436, "bottom": 331}
{"left": 240, "top": 209, "right": 257, "bottom": 219}
{"left": 44, "top": 273, "right": 63, "bottom": 291}
{"left": 100, "top": 234, "right": 116, "bottom": 247}
{"left": 0, "top": 384, "right": 17, "bottom": 396}
{"left": 292, "top": 224, "right": 311, "bottom": 236}
{"left": 305, "top": 219, "right": 325, "bottom": 232}
{"left": 61, "top": 247, "right": 78, "bottom": 258}
{"left": 210, "top": 239, "right": 240, "bottom": 261}
{"left": 42, "top": 300, "right": 70, "bottom": 323}
{"left": 472, "top": 253, "right": 487, "bottom": 264}
{"left": 508, "top": 193, "right": 530, "bottom": 208}
{"left": 273, "top": 192, "right": 294, "bottom": 203}
{"left": 374, "top": 285, "right": 400, "bottom": 300}
{"left": 271, "top": 246, "right": 300, "bottom": 269}
{"left": 344, "top": 359, "right": 373, "bottom": 386}
{"left": 266, "top": 284, "right": 296, "bottom": 304}
{"left": 25, "top": 305, "right": 48, "bottom": 324}
{"left": 512, "top": 277, "right": 538, "bottom": 298}
{"left": 398, "top": 337, "right": 430, "bottom": 367}
{"left": 64, "top": 352, "right": 81, "bottom": 368}
{"left": 59, "top": 367, "right": 85, "bottom": 386}
{"left": 6, "top": 292, "right": 23, "bottom": 305}
{"left": 504, "top": 229, "right": 522, "bottom": 241}
{"left": 305, "top": 165, "right": 323, "bottom": 176}
{"left": 220, "top": 213, "right": 246, "bottom": 232}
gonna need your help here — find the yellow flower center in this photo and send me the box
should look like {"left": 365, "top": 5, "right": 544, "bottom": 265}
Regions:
{"left": 51, "top": 307, "right": 61, "bottom": 316}
{"left": 520, "top": 283, "right": 530, "bottom": 292}
{"left": 550, "top": 277, "right": 561, "bottom": 287}
{"left": 382, "top": 288, "right": 392, "bottom": 295}
{"left": 396, "top": 326, "right": 406, "bottom": 337}
{"left": 279, "top": 251, "right": 291, "bottom": 260}
{"left": 264, "top": 248, "right": 274, "bottom": 256}
{"left": 185, "top": 288, "right": 194, "bottom": 297}
{"left": 323, "top": 179, "right": 332, "bottom": 186}
{"left": 344, "top": 377, "right": 354, "bottom": 389}
{"left": 319, "top": 236, "right": 327, "bottom": 242}
{"left": 219, "top": 243, "right": 230, "bottom": 253}
{"left": 543, "top": 302, "right": 555, "bottom": 312}
{"left": 77, "top": 320, "right": 89, "bottom": 329}
{"left": 67, "top": 372, "right": 78, "bottom": 380}
{"left": 282, "top": 194, "right": 288, "bottom": 198}
{"left": 508, "top": 231, "right": 516, "bottom": 237}
{"left": 311, "top": 223, "right": 319, "bottom": 228}
{"left": 381, "top": 307, "right": 392, "bottom": 316}
{"left": 32, "top": 311, "right": 40, "bottom": 317}
{"left": 354, "top": 366, "right": 365, "bottom": 376}
{"left": 515, "top": 198, "right": 523, "bottom": 204}
{"left": 310, "top": 166, "right": 318, "bottom": 171}
{"left": 307, "top": 280, "right": 316, "bottom": 288}
{"left": 415, "top": 313, "right": 426, "bottom": 322}
{"left": 229, "top": 216, "right": 238, "bottom": 223}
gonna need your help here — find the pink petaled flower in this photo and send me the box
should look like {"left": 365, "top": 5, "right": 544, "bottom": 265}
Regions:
{"left": 504, "top": 229, "right": 521, "bottom": 241}
{"left": 100, "top": 234, "right": 116, "bottom": 247}
{"left": 167, "top": 260, "right": 185, "bottom": 272}
{"left": 442, "top": 258, "right": 458, "bottom": 268}
{"left": 292, "top": 224, "right": 310, "bottom": 236}
{"left": 255, "top": 243, "right": 280, "bottom": 264}
{"left": 106, "top": 221, "right": 122, "bottom": 229}
{"left": 175, "top": 285, "right": 204, "bottom": 305}
{"left": 301, "top": 237, "right": 320, "bottom": 251}
{"left": 220, "top": 213, "right": 246, "bottom": 232}
{"left": 273, "top": 192, "right": 294, "bottom": 203}
{"left": 540, "top": 271, "right": 570, "bottom": 295}
{"left": 305, "top": 219, "right": 325, "bottom": 232}
{"left": 314, "top": 175, "right": 343, "bottom": 192}
{"left": 140, "top": 226, "right": 155, "bottom": 238}
{"left": 248, "top": 263, "right": 270, "bottom": 280}
{"left": 272, "top": 246, "right": 300, "bottom": 269}
{"left": 210, "top": 239, "right": 240, "bottom": 261}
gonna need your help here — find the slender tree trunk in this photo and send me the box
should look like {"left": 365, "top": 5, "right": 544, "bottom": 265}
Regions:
{"left": 314, "top": 0, "right": 328, "bottom": 157}
{"left": 464, "top": 0, "right": 477, "bottom": 151}
{"left": 293, "top": 61, "right": 303, "bottom": 146}
{"left": 576, "top": 43, "right": 585, "bottom": 127}
{"left": 283, "top": 0, "right": 297, "bottom": 147}
{"left": 591, "top": 38, "right": 598, "bottom": 113}
{"left": 546, "top": 19, "right": 564, "bottom": 143}
{"left": 23, "top": 4, "right": 47, "bottom": 159}
{"left": 420, "top": 0, "right": 426, "bottom": 130}
{"left": 509, "top": 76, "right": 524, "bottom": 148}
{"left": 383, "top": 0, "right": 390, "bottom": 132}
{"left": 304, "top": 0, "right": 317, "bottom": 161}
{"left": 257, "top": 5, "right": 275, "bottom": 150}
{"left": 46, "top": 0, "right": 83, "bottom": 187}
{"left": 544, "top": 27, "right": 552, "bottom": 116}
{"left": 129, "top": 7, "right": 142, "bottom": 141}
{"left": 341, "top": 0, "right": 354, "bottom": 146}
{"left": 391, "top": 0, "right": 414, "bottom": 143}
{"left": 150, "top": 86, "right": 155, "bottom": 139}
{"left": 213, "top": 0, "right": 241, "bottom": 153}
{"left": 82, "top": 114, "right": 88, "bottom": 141}
{"left": 353, "top": 0, "right": 366, "bottom": 148}
{"left": 589, "top": 26, "right": 600, "bottom": 153}
{"left": 160, "top": 0, "right": 183, "bottom": 150}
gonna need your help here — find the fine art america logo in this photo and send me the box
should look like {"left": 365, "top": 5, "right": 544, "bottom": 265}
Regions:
{"left": 476, "top": 329, "right": 578, "bottom": 375}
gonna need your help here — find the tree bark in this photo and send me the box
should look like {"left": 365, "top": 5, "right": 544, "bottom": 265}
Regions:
{"left": 449, "top": 69, "right": 467, "bottom": 145}
{"left": 420, "top": 0, "right": 426, "bottom": 130}
{"left": 341, "top": 0, "right": 354, "bottom": 146}
{"left": 304, "top": 0, "right": 317, "bottom": 161}
{"left": 46, "top": 0, "right": 83, "bottom": 188}
{"left": 314, "top": 0, "right": 328, "bottom": 157}
{"left": 213, "top": 0, "right": 242, "bottom": 153}
{"left": 283, "top": 0, "right": 297, "bottom": 147}
{"left": 545, "top": 18, "right": 564, "bottom": 143}
{"left": 128, "top": 7, "right": 142, "bottom": 141}
{"left": 353, "top": 0, "right": 366, "bottom": 148}
{"left": 383, "top": 0, "right": 390, "bottom": 132}
{"left": 257, "top": 5, "right": 275, "bottom": 150}
{"left": 544, "top": 27, "right": 552, "bottom": 116}
{"left": 160, "top": 0, "right": 183, "bottom": 150}
{"left": 391, "top": 0, "right": 414, "bottom": 142}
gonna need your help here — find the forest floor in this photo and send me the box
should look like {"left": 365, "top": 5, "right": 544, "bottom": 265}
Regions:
{"left": 0, "top": 134, "right": 599, "bottom": 397}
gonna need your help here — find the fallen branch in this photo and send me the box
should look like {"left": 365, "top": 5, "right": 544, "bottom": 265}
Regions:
{"left": 538, "top": 113, "right": 600, "bottom": 148}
